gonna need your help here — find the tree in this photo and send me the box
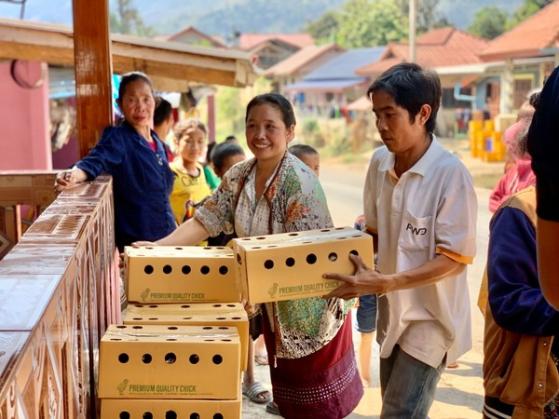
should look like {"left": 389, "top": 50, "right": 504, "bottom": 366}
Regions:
{"left": 110, "top": 0, "right": 155, "bottom": 36}
{"left": 334, "top": 0, "right": 408, "bottom": 48}
{"left": 305, "top": 11, "right": 340, "bottom": 44}
{"left": 468, "top": 6, "right": 508, "bottom": 39}
{"left": 507, "top": 0, "right": 554, "bottom": 29}
{"left": 396, "top": 0, "right": 448, "bottom": 33}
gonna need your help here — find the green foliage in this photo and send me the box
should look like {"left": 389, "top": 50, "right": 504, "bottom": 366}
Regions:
{"left": 334, "top": 0, "right": 408, "bottom": 48}
{"left": 468, "top": 6, "right": 508, "bottom": 39}
{"left": 110, "top": 0, "right": 155, "bottom": 36}
{"left": 507, "top": 0, "right": 553, "bottom": 28}
{"left": 396, "top": 0, "right": 448, "bottom": 33}
{"left": 305, "top": 11, "right": 339, "bottom": 44}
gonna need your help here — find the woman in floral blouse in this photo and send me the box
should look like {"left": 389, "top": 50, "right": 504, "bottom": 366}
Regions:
{"left": 135, "top": 93, "right": 362, "bottom": 418}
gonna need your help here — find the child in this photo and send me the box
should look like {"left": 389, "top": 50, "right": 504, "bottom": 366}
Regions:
{"left": 288, "top": 143, "right": 320, "bottom": 175}
{"left": 169, "top": 119, "right": 212, "bottom": 224}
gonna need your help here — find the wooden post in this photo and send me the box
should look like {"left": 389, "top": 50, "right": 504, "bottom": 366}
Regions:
{"left": 72, "top": 0, "right": 114, "bottom": 159}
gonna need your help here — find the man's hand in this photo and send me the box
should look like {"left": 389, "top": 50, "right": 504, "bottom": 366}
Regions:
{"left": 323, "top": 253, "right": 394, "bottom": 300}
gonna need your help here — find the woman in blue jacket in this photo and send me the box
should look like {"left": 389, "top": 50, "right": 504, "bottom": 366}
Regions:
{"left": 55, "top": 72, "right": 175, "bottom": 250}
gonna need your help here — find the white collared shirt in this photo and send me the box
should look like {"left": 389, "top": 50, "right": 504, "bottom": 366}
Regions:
{"left": 364, "top": 138, "right": 477, "bottom": 367}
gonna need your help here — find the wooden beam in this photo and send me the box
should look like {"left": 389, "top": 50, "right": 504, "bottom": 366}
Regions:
{"left": 72, "top": 0, "right": 113, "bottom": 158}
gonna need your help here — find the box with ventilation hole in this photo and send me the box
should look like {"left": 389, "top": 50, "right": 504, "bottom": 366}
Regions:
{"left": 125, "top": 246, "right": 240, "bottom": 303}
{"left": 233, "top": 226, "right": 374, "bottom": 304}
{"left": 98, "top": 324, "right": 240, "bottom": 399}
{"left": 122, "top": 303, "right": 249, "bottom": 371}
{"left": 100, "top": 397, "right": 241, "bottom": 419}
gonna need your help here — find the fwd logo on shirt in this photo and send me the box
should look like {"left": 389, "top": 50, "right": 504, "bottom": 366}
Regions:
{"left": 406, "top": 223, "right": 427, "bottom": 236}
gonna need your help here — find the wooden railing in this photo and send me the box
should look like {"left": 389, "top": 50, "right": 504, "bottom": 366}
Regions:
{"left": 0, "top": 174, "right": 120, "bottom": 418}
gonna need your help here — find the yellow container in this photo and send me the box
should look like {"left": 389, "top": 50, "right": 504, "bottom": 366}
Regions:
{"left": 233, "top": 227, "right": 374, "bottom": 304}
{"left": 98, "top": 325, "right": 241, "bottom": 399}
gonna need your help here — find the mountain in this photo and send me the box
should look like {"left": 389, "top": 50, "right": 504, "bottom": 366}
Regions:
{"left": 0, "top": 0, "right": 527, "bottom": 37}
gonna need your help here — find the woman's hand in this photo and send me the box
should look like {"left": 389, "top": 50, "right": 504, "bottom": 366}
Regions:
{"left": 54, "top": 168, "right": 87, "bottom": 191}
{"left": 131, "top": 241, "right": 156, "bottom": 248}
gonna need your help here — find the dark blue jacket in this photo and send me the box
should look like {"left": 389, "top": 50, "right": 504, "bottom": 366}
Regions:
{"left": 488, "top": 206, "right": 559, "bottom": 336}
{"left": 77, "top": 122, "right": 176, "bottom": 249}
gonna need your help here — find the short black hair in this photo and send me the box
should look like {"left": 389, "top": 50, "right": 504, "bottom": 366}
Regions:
{"left": 210, "top": 142, "right": 245, "bottom": 172}
{"left": 367, "top": 63, "right": 441, "bottom": 133}
{"left": 245, "top": 93, "right": 296, "bottom": 128}
{"left": 289, "top": 144, "right": 318, "bottom": 160}
{"left": 154, "top": 97, "right": 173, "bottom": 126}
{"left": 118, "top": 71, "right": 153, "bottom": 102}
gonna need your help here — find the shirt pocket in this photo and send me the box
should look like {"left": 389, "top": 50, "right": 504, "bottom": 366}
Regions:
{"left": 398, "top": 210, "right": 432, "bottom": 252}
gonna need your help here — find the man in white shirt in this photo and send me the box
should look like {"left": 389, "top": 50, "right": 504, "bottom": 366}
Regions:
{"left": 325, "top": 63, "right": 477, "bottom": 418}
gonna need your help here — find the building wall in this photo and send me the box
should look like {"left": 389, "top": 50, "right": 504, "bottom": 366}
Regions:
{"left": 0, "top": 61, "right": 51, "bottom": 170}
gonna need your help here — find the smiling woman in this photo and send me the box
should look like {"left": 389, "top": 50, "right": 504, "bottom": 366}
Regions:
{"left": 54, "top": 71, "right": 176, "bottom": 251}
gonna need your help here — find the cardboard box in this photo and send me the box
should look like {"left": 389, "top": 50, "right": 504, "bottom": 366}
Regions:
{"left": 101, "top": 397, "right": 241, "bottom": 419}
{"left": 98, "top": 324, "right": 240, "bottom": 399}
{"left": 123, "top": 303, "right": 249, "bottom": 371}
{"left": 125, "top": 246, "right": 240, "bottom": 303}
{"left": 233, "top": 226, "right": 374, "bottom": 304}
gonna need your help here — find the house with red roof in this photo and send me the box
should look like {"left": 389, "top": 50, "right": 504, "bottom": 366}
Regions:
{"left": 478, "top": 0, "right": 559, "bottom": 115}
{"left": 355, "top": 27, "right": 489, "bottom": 136}
{"left": 237, "top": 33, "right": 315, "bottom": 69}
{"left": 265, "top": 44, "right": 345, "bottom": 94}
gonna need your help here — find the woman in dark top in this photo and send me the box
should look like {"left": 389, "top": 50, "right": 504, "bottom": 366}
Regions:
{"left": 55, "top": 72, "right": 175, "bottom": 250}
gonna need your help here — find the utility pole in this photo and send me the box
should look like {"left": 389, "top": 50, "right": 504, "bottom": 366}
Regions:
{"left": 409, "top": 0, "right": 417, "bottom": 63}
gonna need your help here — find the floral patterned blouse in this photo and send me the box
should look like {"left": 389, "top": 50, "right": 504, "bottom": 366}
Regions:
{"left": 195, "top": 152, "right": 353, "bottom": 359}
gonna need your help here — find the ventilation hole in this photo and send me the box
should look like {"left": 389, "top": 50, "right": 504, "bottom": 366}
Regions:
{"left": 212, "top": 354, "right": 223, "bottom": 365}
{"left": 168, "top": 326, "right": 178, "bottom": 330}
{"left": 219, "top": 266, "right": 229, "bottom": 275}
{"left": 144, "top": 265, "right": 154, "bottom": 274}
{"left": 328, "top": 252, "right": 338, "bottom": 262}
{"left": 236, "top": 254, "right": 242, "bottom": 264}
{"left": 166, "top": 411, "right": 178, "bottom": 419}
{"left": 204, "top": 246, "right": 211, "bottom": 250}
{"left": 189, "top": 354, "right": 200, "bottom": 364}
{"left": 119, "top": 412, "right": 130, "bottom": 419}
{"left": 264, "top": 260, "right": 274, "bottom": 269}
{"left": 205, "top": 339, "right": 215, "bottom": 342}
{"left": 216, "top": 317, "right": 226, "bottom": 320}
{"left": 217, "top": 246, "right": 225, "bottom": 249}
{"left": 221, "top": 339, "right": 231, "bottom": 342}
{"left": 350, "top": 250, "right": 359, "bottom": 256}
{"left": 227, "top": 304, "right": 236, "bottom": 307}
{"left": 116, "top": 325, "right": 126, "bottom": 329}
{"left": 320, "top": 229, "right": 331, "bottom": 232}
{"left": 165, "top": 353, "right": 176, "bottom": 364}
{"left": 146, "top": 246, "right": 153, "bottom": 249}
{"left": 232, "top": 317, "right": 242, "bottom": 320}
{"left": 183, "top": 317, "right": 192, "bottom": 320}
{"left": 118, "top": 353, "right": 129, "bottom": 363}
{"left": 335, "top": 227, "right": 345, "bottom": 230}
{"left": 337, "top": 236, "right": 347, "bottom": 240}
{"left": 203, "top": 326, "right": 213, "bottom": 330}
{"left": 133, "top": 317, "right": 142, "bottom": 320}
{"left": 190, "top": 414, "right": 200, "bottom": 419}
{"left": 302, "top": 241, "right": 312, "bottom": 244}
{"left": 182, "top": 265, "right": 191, "bottom": 274}
{"left": 285, "top": 257, "right": 295, "bottom": 267}
{"left": 132, "top": 326, "right": 143, "bottom": 330}
{"left": 268, "top": 245, "right": 278, "bottom": 248}
{"left": 201, "top": 266, "right": 210, "bottom": 275}
{"left": 306, "top": 253, "right": 317, "bottom": 264}
{"left": 181, "top": 304, "right": 191, "bottom": 308}
{"left": 252, "top": 246, "right": 261, "bottom": 250}
{"left": 163, "top": 265, "right": 172, "bottom": 274}
{"left": 142, "top": 353, "right": 152, "bottom": 364}
{"left": 166, "top": 338, "right": 177, "bottom": 342}
{"left": 149, "top": 305, "right": 158, "bottom": 308}
{"left": 148, "top": 317, "right": 158, "bottom": 320}
{"left": 218, "top": 326, "right": 228, "bottom": 330}
{"left": 213, "top": 304, "right": 222, "bottom": 307}
{"left": 110, "top": 338, "right": 122, "bottom": 341}
{"left": 213, "top": 414, "right": 224, "bottom": 419}
{"left": 256, "top": 236, "right": 266, "bottom": 240}
{"left": 288, "top": 233, "right": 298, "bottom": 236}
{"left": 143, "top": 413, "right": 153, "bottom": 419}
{"left": 135, "top": 304, "right": 142, "bottom": 307}
{"left": 175, "top": 247, "right": 183, "bottom": 250}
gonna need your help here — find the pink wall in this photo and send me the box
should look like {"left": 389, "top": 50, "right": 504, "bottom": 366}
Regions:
{"left": 0, "top": 61, "right": 51, "bottom": 170}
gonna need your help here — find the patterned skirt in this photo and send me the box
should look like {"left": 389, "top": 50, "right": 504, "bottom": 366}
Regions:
{"left": 262, "top": 311, "right": 363, "bottom": 419}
